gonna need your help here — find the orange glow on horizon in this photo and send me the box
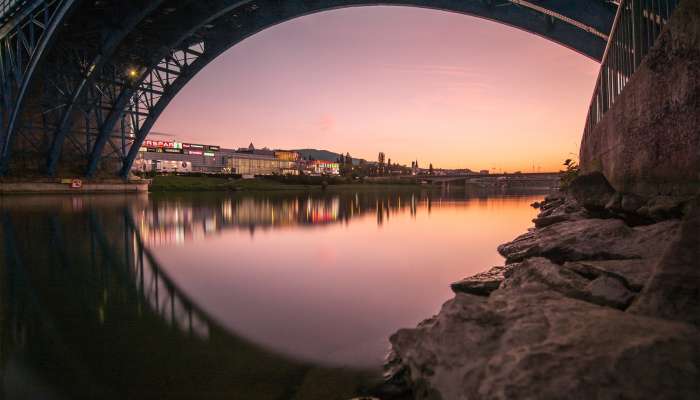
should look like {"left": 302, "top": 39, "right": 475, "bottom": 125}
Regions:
{"left": 154, "top": 6, "right": 598, "bottom": 172}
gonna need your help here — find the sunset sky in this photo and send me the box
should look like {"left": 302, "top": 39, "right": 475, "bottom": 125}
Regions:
{"left": 154, "top": 6, "right": 599, "bottom": 172}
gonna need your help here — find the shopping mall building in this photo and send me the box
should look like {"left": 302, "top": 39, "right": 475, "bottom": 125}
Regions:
{"left": 133, "top": 134, "right": 337, "bottom": 176}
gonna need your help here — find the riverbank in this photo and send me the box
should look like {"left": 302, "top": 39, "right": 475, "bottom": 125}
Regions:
{"left": 148, "top": 175, "right": 430, "bottom": 192}
{"left": 0, "top": 179, "right": 148, "bottom": 194}
{"left": 383, "top": 172, "right": 700, "bottom": 399}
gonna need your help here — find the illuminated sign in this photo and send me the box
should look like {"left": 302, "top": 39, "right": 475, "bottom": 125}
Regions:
{"left": 163, "top": 148, "right": 183, "bottom": 154}
{"left": 207, "top": 145, "right": 220, "bottom": 151}
{"left": 143, "top": 140, "right": 182, "bottom": 149}
{"left": 313, "top": 161, "right": 339, "bottom": 168}
{"left": 204, "top": 151, "right": 215, "bottom": 157}
{"left": 187, "top": 150, "right": 203, "bottom": 155}
{"left": 138, "top": 147, "right": 147, "bottom": 152}
{"left": 184, "top": 143, "right": 205, "bottom": 149}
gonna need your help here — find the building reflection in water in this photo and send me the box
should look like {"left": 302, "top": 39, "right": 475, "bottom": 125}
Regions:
{"left": 136, "top": 191, "right": 439, "bottom": 247}
{"left": 0, "top": 194, "right": 383, "bottom": 399}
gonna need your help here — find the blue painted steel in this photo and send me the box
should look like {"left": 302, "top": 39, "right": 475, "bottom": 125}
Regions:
{"left": 2, "top": 0, "right": 621, "bottom": 178}
{"left": 0, "top": 0, "right": 77, "bottom": 174}
{"left": 109, "top": 0, "right": 617, "bottom": 177}
{"left": 45, "top": 1, "right": 166, "bottom": 176}
{"left": 0, "top": 0, "right": 22, "bottom": 21}
{"left": 119, "top": 55, "right": 214, "bottom": 178}
{"left": 525, "top": 0, "right": 615, "bottom": 38}
{"left": 85, "top": 85, "right": 135, "bottom": 177}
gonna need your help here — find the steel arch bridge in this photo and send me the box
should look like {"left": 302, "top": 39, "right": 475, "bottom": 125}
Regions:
{"left": 0, "top": 0, "right": 617, "bottom": 179}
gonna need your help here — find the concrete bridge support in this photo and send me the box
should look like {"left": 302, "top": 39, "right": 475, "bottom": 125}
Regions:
{"left": 580, "top": 0, "right": 700, "bottom": 197}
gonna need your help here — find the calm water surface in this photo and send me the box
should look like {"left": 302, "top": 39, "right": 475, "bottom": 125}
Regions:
{"left": 1, "top": 189, "right": 543, "bottom": 399}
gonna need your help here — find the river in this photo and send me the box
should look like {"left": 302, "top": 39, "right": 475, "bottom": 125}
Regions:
{"left": 0, "top": 188, "right": 544, "bottom": 399}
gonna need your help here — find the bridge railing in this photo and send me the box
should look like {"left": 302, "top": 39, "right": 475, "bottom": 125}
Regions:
{"left": 584, "top": 0, "right": 679, "bottom": 137}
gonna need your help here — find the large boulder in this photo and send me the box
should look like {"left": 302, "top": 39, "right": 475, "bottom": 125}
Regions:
{"left": 564, "top": 259, "right": 655, "bottom": 291}
{"left": 637, "top": 195, "right": 690, "bottom": 220}
{"left": 450, "top": 265, "right": 515, "bottom": 296}
{"left": 497, "top": 218, "right": 680, "bottom": 264}
{"left": 567, "top": 172, "right": 615, "bottom": 211}
{"left": 532, "top": 201, "right": 587, "bottom": 228}
{"left": 629, "top": 197, "right": 700, "bottom": 326}
{"left": 502, "top": 258, "right": 635, "bottom": 309}
{"left": 389, "top": 264, "right": 700, "bottom": 400}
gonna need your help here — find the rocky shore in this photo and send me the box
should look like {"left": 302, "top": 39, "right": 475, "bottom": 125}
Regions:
{"left": 383, "top": 172, "right": 700, "bottom": 399}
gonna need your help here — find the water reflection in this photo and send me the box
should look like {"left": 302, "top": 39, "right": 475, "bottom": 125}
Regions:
{"left": 0, "top": 189, "right": 544, "bottom": 399}
{"left": 135, "top": 190, "right": 542, "bottom": 369}
{"left": 137, "top": 189, "right": 535, "bottom": 246}
{"left": 0, "top": 195, "right": 381, "bottom": 400}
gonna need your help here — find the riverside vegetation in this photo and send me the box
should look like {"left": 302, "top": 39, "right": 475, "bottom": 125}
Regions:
{"left": 146, "top": 174, "right": 429, "bottom": 192}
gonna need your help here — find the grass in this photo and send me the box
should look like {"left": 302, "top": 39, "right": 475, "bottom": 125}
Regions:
{"left": 148, "top": 175, "right": 312, "bottom": 191}
{"left": 148, "top": 175, "right": 431, "bottom": 192}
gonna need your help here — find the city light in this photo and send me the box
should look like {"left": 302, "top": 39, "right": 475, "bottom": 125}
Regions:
{"left": 128, "top": 68, "right": 139, "bottom": 78}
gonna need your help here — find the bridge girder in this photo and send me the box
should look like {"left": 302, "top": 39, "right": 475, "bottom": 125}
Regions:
{"left": 0, "top": 0, "right": 617, "bottom": 178}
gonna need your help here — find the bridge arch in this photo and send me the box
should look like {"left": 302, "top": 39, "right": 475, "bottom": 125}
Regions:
{"left": 0, "top": 0, "right": 616, "bottom": 178}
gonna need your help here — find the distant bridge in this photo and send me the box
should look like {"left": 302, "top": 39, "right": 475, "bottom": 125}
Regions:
{"left": 412, "top": 172, "right": 560, "bottom": 189}
{"left": 0, "top": 1, "right": 678, "bottom": 180}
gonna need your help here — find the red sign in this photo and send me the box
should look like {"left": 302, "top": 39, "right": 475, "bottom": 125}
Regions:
{"left": 71, "top": 179, "right": 83, "bottom": 189}
{"left": 144, "top": 140, "right": 175, "bottom": 149}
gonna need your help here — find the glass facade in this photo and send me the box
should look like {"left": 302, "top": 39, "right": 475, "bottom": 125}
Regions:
{"left": 274, "top": 150, "right": 299, "bottom": 162}
{"left": 226, "top": 154, "right": 297, "bottom": 176}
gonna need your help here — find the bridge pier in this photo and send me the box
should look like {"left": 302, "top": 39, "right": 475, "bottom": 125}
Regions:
{"left": 580, "top": 0, "right": 699, "bottom": 197}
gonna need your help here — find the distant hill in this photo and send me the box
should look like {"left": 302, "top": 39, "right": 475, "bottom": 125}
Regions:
{"left": 294, "top": 149, "right": 363, "bottom": 165}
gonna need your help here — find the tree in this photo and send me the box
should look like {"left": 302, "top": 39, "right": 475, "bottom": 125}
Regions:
{"left": 358, "top": 159, "right": 368, "bottom": 177}
{"left": 429, "top": 163, "right": 434, "bottom": 175}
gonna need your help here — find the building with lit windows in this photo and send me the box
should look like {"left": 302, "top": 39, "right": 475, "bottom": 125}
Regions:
{"left": 133, "top": 133, "right": 228, "bottom": 173}
{"left": 302, "top": 160, "right": 340, "bottom": 175}
{"left": 225, "top": 152, "right": 298, "bottom": 176}
{"left": 133, "top": 136, "right": 302, "bottom": 176}
{"left": 225, "top": 143, "right": 299, "bottom": 176}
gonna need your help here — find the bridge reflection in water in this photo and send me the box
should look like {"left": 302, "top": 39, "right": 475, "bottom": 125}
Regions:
{"left": 0, "top": 195, "right": 382, "bottom": 400}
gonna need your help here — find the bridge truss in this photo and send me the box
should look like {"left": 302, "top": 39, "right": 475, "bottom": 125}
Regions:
{"left": 0, "top": 1, "right": 620, "bottom": 178}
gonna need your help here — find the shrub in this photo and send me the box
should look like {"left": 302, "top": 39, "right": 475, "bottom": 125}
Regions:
{"left": 559, "top": 159, "right": 579, "bottom": 189}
